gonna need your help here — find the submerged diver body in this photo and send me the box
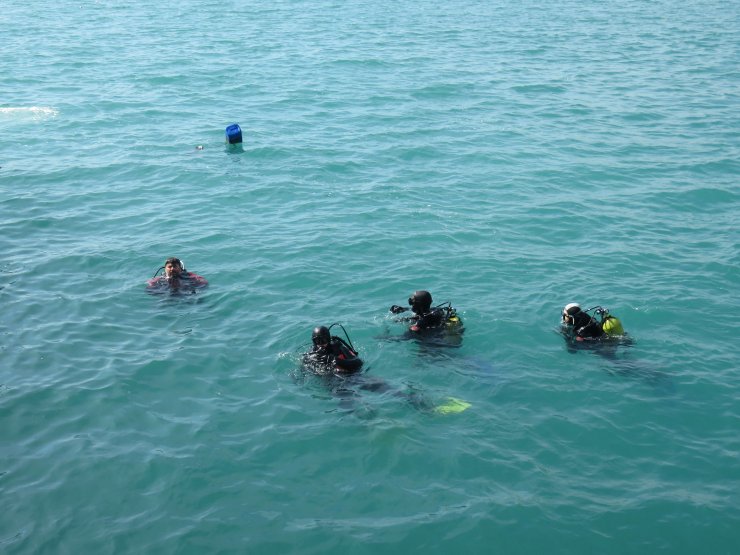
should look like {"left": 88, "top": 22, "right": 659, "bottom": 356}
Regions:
{"left": 299, "top": 324, "right": 466, "bottom": 414}
{"left": 560, "top": 303, "right": 671, "bottom": 389}
{"left": 146, "top": 257, "right": 208, "bottom": 294}
{"left": 301, "top": 324, "right": 415, "bottom": 410}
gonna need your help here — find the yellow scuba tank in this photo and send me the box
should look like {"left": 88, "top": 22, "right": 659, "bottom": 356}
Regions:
{"left": 601, "top": 315, "right": 624, "bottom": 336}
{"left": 444, "top": 307, "right": 461, "bottom": 329}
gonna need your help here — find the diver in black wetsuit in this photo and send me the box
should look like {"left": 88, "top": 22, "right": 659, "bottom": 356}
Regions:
{"left": 561, "top": 303, "right": 625, "bottom": 342}
{"left": 298, "top": 325, "right": 433, "bottom": 413}
{"left": 297, "top": 323, "right": 469, "bottom": 414}
{"left": 302, "top": 325, "right": 363, "bottom": 375}
{"left": 389, "top": 290, "right": 461, "bottom": 334}
{"left": 562, "top": 303, "right": 604, "bottom": 340}
{"left": 559, "top": 303, "right": 668, "bottom": 388}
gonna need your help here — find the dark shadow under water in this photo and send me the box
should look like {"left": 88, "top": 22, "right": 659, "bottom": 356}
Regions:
{"left": 560, "top": 330, "right": 675, "bottom": 394}
{"left": 292, "top": 365, "right": 434, "bottom": 418}
{"left": 375, "top": 322, "right": 464, "bottom": 351}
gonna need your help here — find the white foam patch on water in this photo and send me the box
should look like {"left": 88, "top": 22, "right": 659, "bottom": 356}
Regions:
{"left": 0, "top": 106, "right": 59, "bottom": 120}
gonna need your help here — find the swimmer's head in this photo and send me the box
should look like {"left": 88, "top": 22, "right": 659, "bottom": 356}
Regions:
{"left": 312, "top": 326, "right": 331, "bottom": 347}
{"left": 562, "top": 303, "right": 581, "bottom": 324}
{"left": 409, "top": 290, "right": 433, "bottom": 314}
{"left": 164, "top": 257, "right": 184, "bottom": 278}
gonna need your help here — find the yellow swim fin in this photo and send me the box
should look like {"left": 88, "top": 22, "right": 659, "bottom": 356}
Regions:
{"left": 434, "top": 397, "right": 472, "bottom": 415}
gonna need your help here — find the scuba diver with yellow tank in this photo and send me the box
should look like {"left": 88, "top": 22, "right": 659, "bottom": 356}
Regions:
{"left": 559, "top": 303, "right": 669, "bottom": 388}
{"left": 561, "top": 303, "right": 624, "bottom": 342}
{"left": 390, "top": 290, "right": 462, "bottom": 335}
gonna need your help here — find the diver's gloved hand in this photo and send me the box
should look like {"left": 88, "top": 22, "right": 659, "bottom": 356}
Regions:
{"left": 390, "top": 305, "right": 407, "bottom": 314}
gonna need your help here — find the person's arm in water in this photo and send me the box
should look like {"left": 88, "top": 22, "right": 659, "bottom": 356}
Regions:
{"left": 183, "top": 271, "right": 208, "bottom": 287}
{"left": 303, "top": 344, "right": 336, "bottom": 368}
{"left": 408, "top": 309, "right": 445, "bottom": 331}
{"left": 146, "top": 275, "right": 170, "bottom": 290}
{"left": 389, "top": 305, "right": 420, "bottom": 323}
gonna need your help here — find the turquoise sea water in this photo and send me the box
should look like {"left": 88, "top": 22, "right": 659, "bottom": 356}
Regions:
{"left": 2, "top": 0, "right": 739, "bottom": 553}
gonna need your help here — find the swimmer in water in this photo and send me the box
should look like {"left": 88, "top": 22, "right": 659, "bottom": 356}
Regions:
{"left": 561, "top": 303, "right": 625, "bottom": 342}
{"left": 297, "top": 324, "right": 467, "bottom": 415}
{"left": 146, "top": 257, "right": 208, "bottom": 294}
{"left": 302, "top": 325, "right": 363, "bottom": 375}
{"left": 389, "top": 290, "right": 463, "bottom": 335}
